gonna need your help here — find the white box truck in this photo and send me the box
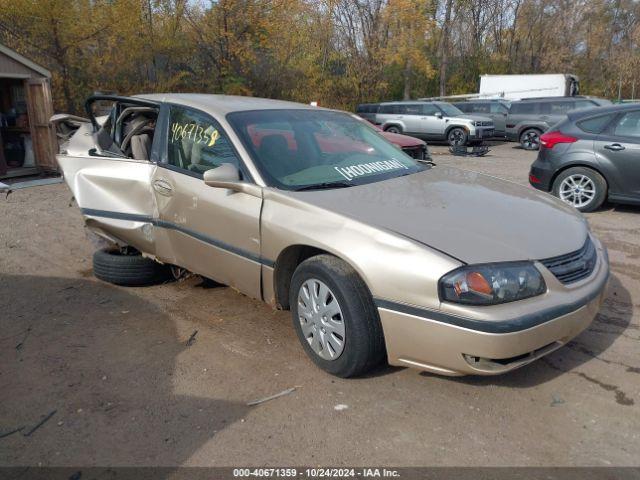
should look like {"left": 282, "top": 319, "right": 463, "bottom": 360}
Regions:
{"left": 478, "top": 74, "right": 579, "bottom": 100}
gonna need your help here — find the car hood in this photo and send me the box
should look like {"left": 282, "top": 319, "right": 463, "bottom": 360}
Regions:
{"left": 453, "top": 114, "right": 493, "bottom": 123}
{"left": 286, "top": 167, "right": 588, "bottom": 264}
{"left": 380, "top": 131, "right": 426, "bottom": 148}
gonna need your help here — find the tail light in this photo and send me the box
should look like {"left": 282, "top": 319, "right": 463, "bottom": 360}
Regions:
{"left": 540, "top": 131, "right": 578, "bottom": 149}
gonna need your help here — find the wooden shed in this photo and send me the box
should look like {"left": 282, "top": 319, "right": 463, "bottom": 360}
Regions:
{"left": 0, "top": 43, "right": 58, "bottom": 179}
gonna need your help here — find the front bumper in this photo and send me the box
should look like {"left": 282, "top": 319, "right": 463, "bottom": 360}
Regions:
{"left": 377, "top": 247, "right": 609, "bottom": 376}
{"left": 401, "top": 144, "right": 430, "bottom": 161}
{"left": 469, "top": 127, "right": 495, "bottom": 140}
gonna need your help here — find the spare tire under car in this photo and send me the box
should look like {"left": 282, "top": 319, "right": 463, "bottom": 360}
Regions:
{"left": 92, "top": 248, "right": 171, "bottom": 286}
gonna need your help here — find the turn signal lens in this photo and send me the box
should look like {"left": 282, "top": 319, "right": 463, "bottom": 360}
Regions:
{"left": 465, "top": 272, "right": 493, "bottom": 296}
{"left": 539, "top": 131, "right": 577, "bottom": 149}
{"left": 439, "top": 262, "right": 546, "bottom": 306}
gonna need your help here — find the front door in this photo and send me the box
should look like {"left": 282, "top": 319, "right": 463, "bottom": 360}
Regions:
{"left": 594, "top": 109, "right": 640, "bottom": 200}
{"left": 152, "top": 104, "right": 263, "bottom": 298}
{"left": 488, "top": 103, "right": 508, "bottom": 135}
{"left": 419, "top": 104, "right": 447, "bottom": 137}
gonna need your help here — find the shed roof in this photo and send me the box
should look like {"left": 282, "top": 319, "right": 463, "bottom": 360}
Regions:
{"left": 0, "top": 43, "right": 51, "bottom": 78}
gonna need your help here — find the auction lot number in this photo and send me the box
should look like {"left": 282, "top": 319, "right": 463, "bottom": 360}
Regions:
{"left": 233, "top": 468, "right": 400, "bottom": 478}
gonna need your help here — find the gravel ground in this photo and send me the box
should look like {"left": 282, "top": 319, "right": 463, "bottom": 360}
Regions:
{"left": 1, "top": 141, "right": 639, "bottom": 467}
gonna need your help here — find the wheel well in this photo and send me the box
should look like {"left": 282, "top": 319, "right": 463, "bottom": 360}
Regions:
{"left": 273, "top": 245, "right": 328, "bottom": 309}
{"left": 518, "top": 126, "right": 543, "bottom": 139}
{"left": 383, "top": 123, "right": 402, "bottom": 132}
{"left": 445, "top": 125, "right": 466, "bottom": 136}
{"left": 550, "top": 163, "right": 609, "bottom": 192}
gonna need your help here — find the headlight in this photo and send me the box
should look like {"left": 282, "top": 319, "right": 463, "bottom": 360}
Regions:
{"left": 439, "top": 262, "right": 546, "bottom": 305}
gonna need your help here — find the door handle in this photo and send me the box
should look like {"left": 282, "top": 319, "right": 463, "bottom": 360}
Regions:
{"left": 153, "top": 179, "right": 173, "bottom": 195}
{"left": 604, "top": 143, "right": 625, "bottom": 151}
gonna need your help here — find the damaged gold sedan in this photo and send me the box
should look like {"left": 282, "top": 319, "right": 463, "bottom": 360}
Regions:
{"left": 53, "top": 94, "right": 609, "bottom": 378}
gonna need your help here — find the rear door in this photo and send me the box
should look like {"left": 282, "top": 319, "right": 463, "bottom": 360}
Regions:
{"left": 151, "top": 103, "right": 263, "bottom": 298}
{"left": 400, "top": 104, "right": 426, "bottom": 135}
{"left": 540, "top": 100, "right": 575, "bottom": 128}
{"left": 55, "top": 96, "right": 161, "bottom": 255}
{"left": 594, "top": 109, "right": 640, "bottom": 200}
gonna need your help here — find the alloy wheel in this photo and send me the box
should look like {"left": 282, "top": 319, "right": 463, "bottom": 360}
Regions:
{"left": 558, "top": 174, "right": 596, "bottom": 208}
{"left": 297, "top": 279, "right": 345, "bottom": 361}
{"left": 448, "top": 129, "right": 465, "bottom": 146}
{"left": 522, "top": 131, "right": 539, "bottom": 149}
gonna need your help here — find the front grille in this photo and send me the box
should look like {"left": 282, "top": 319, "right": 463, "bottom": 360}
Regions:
{"left": 402, "top": 145, "right": 427, "bottom": 160}
{"left": 539, "top": 237, "right": 597, "bottom": 284}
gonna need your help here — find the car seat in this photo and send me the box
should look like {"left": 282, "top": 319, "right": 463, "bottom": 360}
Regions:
{"left": 258, "top": 134, "right": 294, "bottom": 178}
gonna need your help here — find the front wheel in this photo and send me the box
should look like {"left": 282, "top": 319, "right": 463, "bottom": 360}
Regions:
{"left": 520, "top": 128, "right": 541, "bottom": 150}
{"left": 447, "top": 127, "right": 468, "bottom": 146}
{"left": 289, "top": 255, "right": 385, "bottom": 377}
{"left": 385, "top": 125, "right": 402, "bottom": 134}
{"left": 552, "top": 167, "right": 607, "bottom": 212}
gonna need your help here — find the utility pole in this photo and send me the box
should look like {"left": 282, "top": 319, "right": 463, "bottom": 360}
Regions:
{"left": 617, "top": 75, "right": 622, "bottom": 102}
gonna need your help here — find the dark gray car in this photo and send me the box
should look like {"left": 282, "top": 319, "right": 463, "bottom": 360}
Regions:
{"left": 507, "top": 97, "right": 610, "bottom": 151}
{"left": 453, "top": 99, "right": 510, "bottom": 136}
{"left": 529, "top": 103, "right": 640, "bottom": 211}
{"left": 355, "top": 103, "right": 380, "bottom": 124}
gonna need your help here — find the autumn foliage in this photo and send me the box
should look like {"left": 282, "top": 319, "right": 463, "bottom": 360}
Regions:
{"left": 0, "top": 0, "right": 637, "bottom": 114}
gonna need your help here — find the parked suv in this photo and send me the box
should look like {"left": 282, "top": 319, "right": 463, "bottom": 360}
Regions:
{"left": 453, "top": 99, "right": 510, "bottom": 136}
{"left": 507, "top": 96, "right": 610, "bottom": 150}
{"left": 355, "top": 103, "right": 380, "bottom": 124}
{"left": 529, "top": 103, "right": 640, "bottom": 211}
{"left": 377, "top": 101, "right": 494, "bottom": 146}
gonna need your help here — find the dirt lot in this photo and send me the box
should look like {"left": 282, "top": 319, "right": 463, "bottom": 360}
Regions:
{"left": 1, "top": 141, "right": 639, "bottom": 467}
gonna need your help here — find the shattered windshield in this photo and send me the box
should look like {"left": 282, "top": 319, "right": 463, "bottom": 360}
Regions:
{"left": 227, "top": 109, "right": 425, "bottom": 190}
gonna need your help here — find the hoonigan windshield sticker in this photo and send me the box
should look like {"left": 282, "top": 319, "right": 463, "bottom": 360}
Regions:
{"left": 334, "top": 159, "right": 408, "bottom": 181}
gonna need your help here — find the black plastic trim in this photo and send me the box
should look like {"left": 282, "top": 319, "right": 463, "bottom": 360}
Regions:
{"left": 80, "top": 208, "right": 274, "bottom": 267}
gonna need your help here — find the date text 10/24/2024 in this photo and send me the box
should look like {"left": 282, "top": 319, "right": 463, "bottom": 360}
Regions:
{"left": 232, "top": 468, "right": 400, "bottom": 478}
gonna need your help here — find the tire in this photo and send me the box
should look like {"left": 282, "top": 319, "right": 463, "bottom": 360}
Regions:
{"left": 92, "top": 248, "right": 171, "bottom": 286}
{"left": 520, "top": 128, "right": 541, "bottom": 150}
{"left": 447, "top": 127, "right": 468, "bottom": 147}
{"left": 552, "top": 167, "right": 607, "bottom": 212}
{"left": 385, "top": 125, "right": 402, "bottom": 134}
{"left": 289, "top": 254, "right": 385, "bottom": 378}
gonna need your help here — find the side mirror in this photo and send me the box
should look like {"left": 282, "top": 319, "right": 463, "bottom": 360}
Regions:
{"left": 203, "top": 163, "right": 240, "bottom": 187}
{"left": 203, "top": 163, "right": 261, "bottom": 197}
{"left": 434, "top": 112, "right": 443, "bottom": 119}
